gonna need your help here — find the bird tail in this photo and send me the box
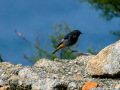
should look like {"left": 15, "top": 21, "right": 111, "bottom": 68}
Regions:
{"left": 52, "top": 44, "right": 64, "bottom": 54}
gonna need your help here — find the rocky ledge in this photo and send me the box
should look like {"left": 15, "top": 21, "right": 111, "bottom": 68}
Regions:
{"left": 0, "top": 40, "right": 120, "bottom": 90}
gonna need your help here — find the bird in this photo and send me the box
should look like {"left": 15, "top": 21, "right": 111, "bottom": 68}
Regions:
{"left": 52, "top": 30, "right": 83, "bottom": 54}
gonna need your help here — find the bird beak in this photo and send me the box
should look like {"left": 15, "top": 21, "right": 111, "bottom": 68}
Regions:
{"left": 81, "top": 33, "right": 83, "bottom": 34}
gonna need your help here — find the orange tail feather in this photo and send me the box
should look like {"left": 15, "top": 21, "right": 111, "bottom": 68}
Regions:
{"left": 52, "top": 44, "right": 64, "bottom": 54}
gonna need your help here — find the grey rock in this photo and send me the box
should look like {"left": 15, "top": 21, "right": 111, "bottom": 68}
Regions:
{"left": 115, "top": 84, "right": 120, "bottom": 89}
{"left": 0, "top": 62, "right": 14, "bottom": 68}
{"left": 9, "top": 79, "right": 32, "bottom": 90}
{"left": 32, "top": 79, "right": 57, "bottom": 90}
{"left": 27, "top": 72, "right": 40, "bottom": 81}
{"left": 87, "top": 40, "right": 120, "bottom": 76}
{"left": 15, "top": 64, "right": 23, "bottom": 67}
{"left": 18, "top": 68, "right": 31, "bottom": 78}
{"left": 103, "top": 42, "right": 120, "bottom": 74}
{"left": 53, "top": 81, "right": 68, "bottom": 90}
{"left": 77, "top": 52, "right": 92, "bottom": 57}
{"left": 68, "top": 82, "right": 77, "bottom": 89}
{"left": 1, "top": 75, "right": 11, "bottom": 81}
{"left": 0, "top": 43, "right": 120, "bottom": 90}
{"left": 0, "top": 79, "right": 7, "bottom": 86}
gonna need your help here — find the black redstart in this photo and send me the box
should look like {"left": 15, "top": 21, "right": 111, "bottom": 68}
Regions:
{"left": 52, "top": 30, "right": 83, "bottom": 54}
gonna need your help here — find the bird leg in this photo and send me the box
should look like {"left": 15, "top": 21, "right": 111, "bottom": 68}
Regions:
{"left": 66, "top": 47, "right": 77, "bottom": 53}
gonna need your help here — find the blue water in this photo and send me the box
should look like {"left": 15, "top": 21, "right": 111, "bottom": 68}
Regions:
{"left": 0, "top": 0, "right": 119, "bottom": 66}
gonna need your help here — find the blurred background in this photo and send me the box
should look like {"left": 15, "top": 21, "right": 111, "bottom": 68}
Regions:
{"left": 0, "top": 0, "right": 120, "bottom": 66}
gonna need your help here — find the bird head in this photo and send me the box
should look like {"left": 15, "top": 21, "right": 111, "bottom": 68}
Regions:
{"left": 73, "top": 30, "right": 83, "bottom": 36}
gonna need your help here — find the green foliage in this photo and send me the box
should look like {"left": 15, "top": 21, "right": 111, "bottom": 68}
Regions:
{"left": 78, "top": 0, "right": 120, "bottom": 53}
{"left": 109, "top": 30, "right": 120, "bottom": 40}
{"left": 78, "top": 0, "right": 120, "bottom": 20}
{"left": 0, "top": 54, "right": 3, "bottom": 62}
{"left": 49, "top": 22, "right": 77, "bottom": 59}
{"left": 15, "top": 22, "right": 78, "bottom": 64}
{"left": 87, "top": 44, "right": 102, "bottom": 55}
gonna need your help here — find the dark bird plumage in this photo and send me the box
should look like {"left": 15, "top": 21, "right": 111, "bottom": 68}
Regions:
{"left": 52, "top": 30, "right": 83, "bottom": 54}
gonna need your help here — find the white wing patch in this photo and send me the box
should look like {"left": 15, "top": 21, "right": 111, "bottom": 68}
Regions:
{"left": 61, "top": 39, "right": 64, "bottom": 42}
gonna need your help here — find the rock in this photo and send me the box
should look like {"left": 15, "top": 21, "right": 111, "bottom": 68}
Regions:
{"left": 18, "top": 68, "right": 31, "bottom": 78}
{"left": 0, "top": 47, "right": 120, "bottom": 90}
{"left": 73, "top": 72, "right": 81, "bottom": 80}
{"left": 115, "top": 84, "right": 120, "bottom": 89}
{"left": 32, "top": 79, "right": 57, "bottom": 90}
{"left": 0, "top": 85, "right": 10, "bottom": 90}
{"left": 9, "top": 79, "right": 32, "bottom": 90}
{"left": 82, "top": 81, "right": 98, "bottom": 90}
{"left": 27, "top": 72, "right": 40, "bottom": 81}
{"left": 0, "top": 79, "right": 7, "bottom": 86}
{"left": 34, "top": 58, "right": 62, "bottom": 72}
{"left": 77, "top": 52, "right": 92, "bottom": 57}
{"left": 0, "top": 79, "right": 4, "bottom": 86}
{"left": 53, "top": 81, "right": 68, "bottom": 90}
{"left": 87, "top": 40, "right": 120, "bottom": 76}
{"left": 34, "top": 58, "right": 50, "bottom": 67}
{"left": 18, "top": 67, "right": 40, "bottom": 82}
{"left": 0, "top": 62, "right": 14, "bottom": 68}
{"left": 34, "top": 58, "right": 61, "bottom": 68}
{"left": 15, "top": 64, "right": 23, "bottom": 67}
{"left": 68, "top": 82, "right": 77, "bottom": 89}
{"left": 90, "top": 86, "right": 109, "bottom": 90}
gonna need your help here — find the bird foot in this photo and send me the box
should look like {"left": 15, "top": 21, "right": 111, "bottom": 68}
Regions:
{"left": 66, "top": 47, "right": 77, "bottom": 53}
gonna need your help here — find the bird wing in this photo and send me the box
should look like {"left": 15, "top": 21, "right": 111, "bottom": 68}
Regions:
{"left": 57, "top": 39, "right": 64, "bottom": 47}
{"left": 57, "top": 32, "right": 73, "bottom": 47}
{"left": 64, "top": 32, "right": 73, "bottom": 39}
